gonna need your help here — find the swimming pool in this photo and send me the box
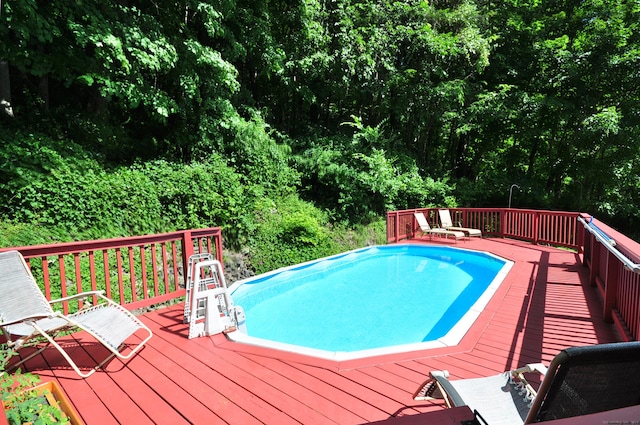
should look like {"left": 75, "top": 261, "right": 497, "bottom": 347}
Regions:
{"left": 227, "top": 244, "right": 513, "bottom": 361}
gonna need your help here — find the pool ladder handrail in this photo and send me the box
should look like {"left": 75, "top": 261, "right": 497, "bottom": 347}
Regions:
{"left": 184, "top": 253, "right": 216, "bottom": 324}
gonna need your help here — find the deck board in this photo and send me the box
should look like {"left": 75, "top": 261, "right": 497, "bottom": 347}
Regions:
{"left": 21, "top": 238, "right": 621, "bottom": 424}
{"left": 143, "top": 311, "right": 296, "bottom": 424}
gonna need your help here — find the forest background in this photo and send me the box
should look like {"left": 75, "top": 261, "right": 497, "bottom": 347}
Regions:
{"left": 1, "top": 0, "right": 639, "bottom": 275}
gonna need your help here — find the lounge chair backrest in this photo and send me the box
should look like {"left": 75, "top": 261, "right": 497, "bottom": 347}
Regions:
{"left": 414, "top": 212, "right": 431, "bottom": 230}
{"left": 0, "top": 251, "right": 53, "bottom": 325}
{"left": 438, "top": 210, "right": 454, "bottom": 228}
{"left": 530, "top": 342, "right": 640, "bottom": 422}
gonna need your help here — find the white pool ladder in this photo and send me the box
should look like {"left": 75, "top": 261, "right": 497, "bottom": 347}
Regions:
{"left": 184, "top": 254, "right": 244, "bottom": 339}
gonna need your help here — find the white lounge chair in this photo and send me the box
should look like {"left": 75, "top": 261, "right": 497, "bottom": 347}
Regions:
{"left": 0, "top": 250, "right": 152, "bottom": 378}
{"left": 438, "top": 209, "right": 482, "bottom": 237}
{"left": 413, "top": 342, "right": 640, "bottom": 424}
{"left": 414, "top": 212, "right": 465, "bottom": 243}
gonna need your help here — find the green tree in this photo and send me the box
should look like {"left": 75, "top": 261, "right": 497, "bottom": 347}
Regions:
{"left": 469, "top": 0, "right": 640, "bottom": 211}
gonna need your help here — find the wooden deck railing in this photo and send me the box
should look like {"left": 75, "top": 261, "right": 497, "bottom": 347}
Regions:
{"left": 579, "top": 217, "right": 640, "bottom": 341}
{"left": 386, "top": 208, "right": 582, "bottom": 249}
{"left": 1, "top": 228, "right": 223, "bottom": 314}
{"left": 4, "top": 208, "right": 640, "bottom": 343}
{"left": 387, "top": 207, "right": 640, "bottom": 342}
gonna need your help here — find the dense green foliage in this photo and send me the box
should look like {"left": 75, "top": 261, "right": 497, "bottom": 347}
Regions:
{"left": 2, "top": 0, "right": 640, "bottom": 269}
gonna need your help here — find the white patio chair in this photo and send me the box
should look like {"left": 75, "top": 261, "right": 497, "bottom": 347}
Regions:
{"left": 0, "top": 250, "right": 152, "bottom": 378}
{"left": 438, "top": 209, "right": 482, "bottom": 237}
{"left": 414, "top": 212, "right": 465, "bottom": 242}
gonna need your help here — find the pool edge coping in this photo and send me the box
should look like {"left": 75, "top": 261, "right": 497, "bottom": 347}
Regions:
{"left": 222, "top": 244, "right": 514, "bottom": 368}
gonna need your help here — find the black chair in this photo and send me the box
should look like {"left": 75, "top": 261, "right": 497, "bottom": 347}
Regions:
{"left": 413, "top": 342, "right": 640, "bottom": 424}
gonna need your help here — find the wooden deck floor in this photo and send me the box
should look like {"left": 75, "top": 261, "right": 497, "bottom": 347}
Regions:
{"left": 22, "top": 238, "right": 620, "bottom": 424}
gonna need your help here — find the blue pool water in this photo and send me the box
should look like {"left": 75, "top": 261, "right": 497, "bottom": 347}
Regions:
{"left": 228, "top": 244, "right": 512, "bottom": 357}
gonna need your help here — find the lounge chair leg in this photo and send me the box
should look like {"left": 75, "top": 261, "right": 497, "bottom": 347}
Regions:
{"left": 6, "top": 344, "right": 49, "bottom": 373}
{"left": 32, "top": 322, "right": 113, "bottom": 378}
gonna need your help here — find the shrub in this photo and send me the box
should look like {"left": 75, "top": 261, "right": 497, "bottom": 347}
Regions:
{"left": 245, "top": 195, "right": 387, "bottom": 274}
{"left": 295, "top": 143, "right": 457, "bottom": 222}
{"left": 0, "top": 222, "right": 71, "bottom": 247}
{"left": 198, "top": 111, "right": 300, "bottom": 196}
{"left": 137, "top": 158, "right": 252, "bottom": 246}
{"left": 0, "top": 131, "right": 255, "bottom": 246}
{"left": 247, "top": 196, "right": 338, "bottom": 273}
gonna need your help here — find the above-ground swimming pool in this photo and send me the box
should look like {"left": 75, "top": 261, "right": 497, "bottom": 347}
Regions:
{"left": 227, "top": 244, "right": 513, "bottom": 361}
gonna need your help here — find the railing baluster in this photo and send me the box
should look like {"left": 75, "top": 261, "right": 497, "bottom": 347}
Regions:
{"left": 89, "top": 251, "right": 98, "bottom": 305}
{"left": 171, "top": 241, "right": 180, "bottom": 292}
{"left": 140, "top": 246, "right": 148, "bottom": 302}
{"left": 73, "top": 253, "right": 83, "bottom": 310}
{"left": 151, "top": 243, "right": 160, "bottom": 298}
{"left": 628, "top": 273, "right": 636, "bottom": 336}
{"left": 635, "top": 278, "right": 640, "bottom": 338}
{"left": 116, "top": 248, "right": 125, "bottom": 305}
{"left": 58, "top": 255, "right": 68, "bottom": 315}
{"left": 42, "top": 257, "right": 51, "bottom": 300}
{"left": 128, "top": 247, "right": 136, "bottom": 303}
{"left": 161, "top": 242, "right": 170, "bottom": 294}
{"left": 102, "top": 250, "right": 112, "bottom": 300}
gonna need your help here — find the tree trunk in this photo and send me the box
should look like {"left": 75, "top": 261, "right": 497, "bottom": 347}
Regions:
{"left": 0, "top": 61, "right": 13, "bottom": 117}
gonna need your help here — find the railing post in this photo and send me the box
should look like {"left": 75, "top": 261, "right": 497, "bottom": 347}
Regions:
{"left": 182, "top": 230, "right": 195, "bottom": 278}
{"left": 394, "top": 211, "right": 397, "bottom": 242}
{"left": 533, "top": 211, "right": 539, "bottom": 245}
{"left": 391, "top": 211, "right": 399, "bottom": 243}
{"left": 582, "top": 227, "right": 592, "bottom": 268}
{"left": 603, "top": 251, "right": 620, "bottom": 323}
{"left": 215, "top": 230, "right": 224, "bottom": 264}
{"left": 577, "top": 217, "right": 585, "bottom": 258}
{"left": 500, "top": 209, "right": 507, "bottom": 238}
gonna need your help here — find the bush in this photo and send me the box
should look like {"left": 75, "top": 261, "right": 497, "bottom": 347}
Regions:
{"left": 295, "top": 143, "right": 457, "bottom": 222}
{"left": 198, "top": 111, "right": 300, "bottom": 196}
{"left": 0, "top": 131, "right": 254, "bottom": 245}
{"left": 247, "top": 196, "right": 336, "bottom": 273}
{"left": 246, "top": 195, "right": 387, "bottom": 274}
{"left": 137, "top": 159, "right": 252, "bottom": 247}
{"left": 0, "top": 222, "right": 71, "bottom": 247}
{"left": 0, "top": 129, "right": 388, "bottom": 275}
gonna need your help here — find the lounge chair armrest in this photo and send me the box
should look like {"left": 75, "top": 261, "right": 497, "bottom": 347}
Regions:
{"left": 528, "top": 363, "right": 548, "bottom": 375}
{"left": 0, "top": 313, "right": 57, "bottom": 327}
{"left": 430, "top": 371, "right": 467, "bottom": 408}
{"left": 48, "top": 290, "right": 107, "bottom": 305}
{"left": 513, "top": 363, "right": 548, "bottom": 376}
{"left": 510, "top": 363, "right": 548, "bottom": 401}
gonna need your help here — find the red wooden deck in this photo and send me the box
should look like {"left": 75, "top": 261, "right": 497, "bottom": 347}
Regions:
{"left": 20, "top": 237, "right": 620, "bottom": 424}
